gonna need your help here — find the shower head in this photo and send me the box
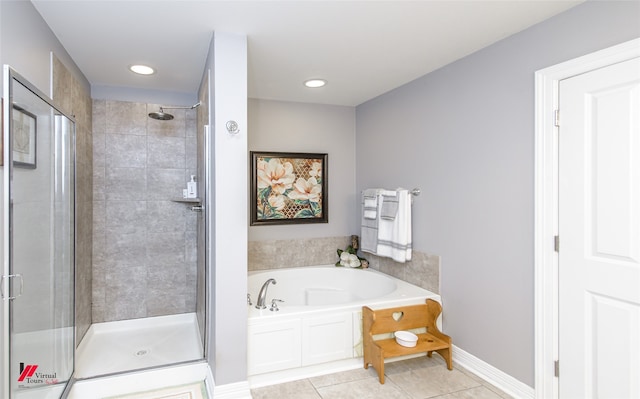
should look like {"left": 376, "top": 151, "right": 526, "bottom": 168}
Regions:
{"left": 148, "top": 108, "right": 174, "bottom": 120}
{"left": 148, "top": 102, "right": 201, "bottom": 121}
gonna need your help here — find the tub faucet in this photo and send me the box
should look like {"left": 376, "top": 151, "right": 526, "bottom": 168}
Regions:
{"left": 255, "top": 278, "right": 276, "bottom": 309}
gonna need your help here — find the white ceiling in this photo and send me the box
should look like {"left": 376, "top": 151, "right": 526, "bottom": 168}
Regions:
{"left": 32, "top": 0, "right": 583, "bottom": 106}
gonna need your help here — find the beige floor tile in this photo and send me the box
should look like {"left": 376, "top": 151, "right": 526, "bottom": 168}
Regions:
{"left": 316, "top": 378, "right": 410, "bottom": 399}
{"left": 250, "top": 379, "right": 321, "bottom": 399}
{"left": 388, "top": 366, "right": 480, "bottom": 399}
{"left": 432, "top": 386, "right": 505, "bottom": 399}
{"left": 310, "top": 367, "right": 378, "bottom": 388}
{"left": 384, "top": 355, "right": 447, "bottom": 376}
{"left": 453, "top": 363, "right": 514, "bottom": 399}
{"left": 480, "top": 382, "right": 515, "bottom": 399}
{"left": 453, "top": 363, "right": 484, "bottom": 383}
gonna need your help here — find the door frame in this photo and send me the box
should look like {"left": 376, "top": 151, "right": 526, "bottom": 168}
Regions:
{"left": 533, "top": 37, "right": 640, "bottom": 399}
{"left": 2, "top": 65, "right": 77, "bottom": 399}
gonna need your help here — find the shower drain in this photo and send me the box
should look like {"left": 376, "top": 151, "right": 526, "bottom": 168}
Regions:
{"left": 135, "top": 349, "right": 150, "bottom": 356}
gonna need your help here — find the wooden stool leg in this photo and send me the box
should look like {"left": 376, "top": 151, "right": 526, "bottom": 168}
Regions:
{"left": 373, "top": 350, "right": 385, "bottom": 384}
{"left": 437, "top": 347, "right": 453, "bottom": 370}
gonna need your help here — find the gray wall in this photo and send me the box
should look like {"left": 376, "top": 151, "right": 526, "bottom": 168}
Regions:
{"left": 248, "top": 98, "right": 357, "bottom": 242}
{"left": 0, "top": 1, "right": 89, "bottom": 96}
{"left": 356, "top": 0, "right": 640, "bottom": 387}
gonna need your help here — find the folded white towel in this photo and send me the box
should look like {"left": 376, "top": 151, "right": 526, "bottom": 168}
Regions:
{"left": 380, "top": 193, "right": 399, "bottom": 220}
{"left": 363, "top": 209, "right": 377, "bottom": 219}
{"left": 363, "top": 194, "right": 378, "bottom": 219}
{"left": 364, "top": 197, "right": 377, "bottom": 208}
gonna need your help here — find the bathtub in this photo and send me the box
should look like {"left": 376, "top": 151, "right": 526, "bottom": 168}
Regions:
{"left": 247, "top": 265, "right": 440, "bottom": 386}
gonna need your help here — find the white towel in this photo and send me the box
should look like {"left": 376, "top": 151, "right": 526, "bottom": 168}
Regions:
{"left": 376, "top": 189, "right": 412, "bottom": 263}
{"left": 364, "top": 197, "right": 377, "bottom": 208}
{"left": 361, "top": 189, "right": 382, "bottom": 253}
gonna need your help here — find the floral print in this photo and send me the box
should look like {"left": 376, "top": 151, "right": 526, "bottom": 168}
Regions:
{"left": 309, "top": 161, "right": 322, "bottom": 179}
{"left": 289, "top": 177, "right": 321, "bottom": 203}
{"left": 256, "top": 156, "right": 324, "bottom": 220}
{"left": 257, "top": 158, "right": 295, "bottom": 194}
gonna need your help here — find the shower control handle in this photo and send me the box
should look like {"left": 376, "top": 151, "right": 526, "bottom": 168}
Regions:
{"left": 191, "top": 205, "right": 203, "bottom": 212}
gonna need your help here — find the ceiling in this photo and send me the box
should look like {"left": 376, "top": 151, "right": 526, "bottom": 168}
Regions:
{"left": 32, "top": 0, "right": 584, "bottom": 107}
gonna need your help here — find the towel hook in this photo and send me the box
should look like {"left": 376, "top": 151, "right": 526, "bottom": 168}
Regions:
{"left": 411, "top": 188, "right": 421, "bottom": 196}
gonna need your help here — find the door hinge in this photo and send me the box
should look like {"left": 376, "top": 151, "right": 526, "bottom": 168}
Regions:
{"left": 554, "top": 109, "right": 560, "bottom": 127}
{"left": 554, "top": 235, "right": 560, "bottom": 252}
{"left": 554, "top": 360, "right": 560, "bottom": 377}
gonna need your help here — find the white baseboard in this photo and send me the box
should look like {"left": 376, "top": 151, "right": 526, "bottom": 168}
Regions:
{"left": 452, "top": 345, "right": 534, "bottom": 399}
{"left": 214, "top": 380, "right": 252, "bottom": 399}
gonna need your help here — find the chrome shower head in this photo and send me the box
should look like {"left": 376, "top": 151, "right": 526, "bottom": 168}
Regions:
{"left": 148, "top": 107, "right": 174, "bottom": 120}
{"left": 148, "top": 102, "right": 201, "bottom": 121}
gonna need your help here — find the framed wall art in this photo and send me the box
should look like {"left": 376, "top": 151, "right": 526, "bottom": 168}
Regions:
{"left": 12, "top": 105, "right": 37, "bottom": 169}
{"left": 251, "top": 151, "right": 328, "bottom": 225}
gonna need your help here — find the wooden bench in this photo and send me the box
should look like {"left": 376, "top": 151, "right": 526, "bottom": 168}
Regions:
{"left": 362, "top": 298, "right": 452, "bottom": 384}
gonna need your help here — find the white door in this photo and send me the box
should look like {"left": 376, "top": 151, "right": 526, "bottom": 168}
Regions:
{"left": 559, "top": 57, "right": 640, "bottom": 398}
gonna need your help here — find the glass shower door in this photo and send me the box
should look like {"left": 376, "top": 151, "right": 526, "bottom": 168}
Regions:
{"left": 2, "top": 67, "right": 75, "bottom": 398}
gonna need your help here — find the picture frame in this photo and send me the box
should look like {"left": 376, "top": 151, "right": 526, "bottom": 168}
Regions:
{"left": 251, "top": 151, "right": 328, "bottom": 225}
{"left": 12, "top": 105, "right": 37, "bottom": 169}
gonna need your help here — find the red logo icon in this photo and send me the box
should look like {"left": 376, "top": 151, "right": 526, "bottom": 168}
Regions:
{"left": 18, "top": 364, "right": 38, "bottom": 382}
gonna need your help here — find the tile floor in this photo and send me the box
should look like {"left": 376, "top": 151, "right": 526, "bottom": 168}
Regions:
{"left": 251, "top": 356, "right": 514, "bottom": 399}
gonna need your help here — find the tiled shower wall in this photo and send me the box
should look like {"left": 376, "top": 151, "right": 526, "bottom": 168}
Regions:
{"left": 248, "top": 236, "right": 440, "bottom": 294}
{"left": 92, "top": 100, "right": 198, "bottom": 323}
{"left": 52, "top": 55, "right": 93, "bottom": 344}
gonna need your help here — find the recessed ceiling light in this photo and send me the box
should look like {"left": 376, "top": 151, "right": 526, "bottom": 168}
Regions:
{"left": 129, "top": 64, "right": 155, "bottom": 75}
{"left": 304, "top": 79, "right": 326, "bottom": 88}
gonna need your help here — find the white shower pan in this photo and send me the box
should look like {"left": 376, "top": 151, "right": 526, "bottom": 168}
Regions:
{"left": 75, "top": 313, "right": 203, "bottom": 378}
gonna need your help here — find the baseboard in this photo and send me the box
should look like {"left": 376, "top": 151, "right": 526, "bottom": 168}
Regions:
{"left": 213, "top": 380, "right": 252, "bottom": 399}
{"left": 452, "top": 345, "right": 535, "bottom": 399}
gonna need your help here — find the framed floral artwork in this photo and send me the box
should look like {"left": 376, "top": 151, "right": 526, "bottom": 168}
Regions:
{"left": 251, "top": 151, "right": 328, "bottom": 225}
{"left": 12, "top": 105, "right": 37, "bottom": 169}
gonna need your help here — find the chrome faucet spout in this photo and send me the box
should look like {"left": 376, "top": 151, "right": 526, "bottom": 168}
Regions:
{"left": 255, "top": 278, "right": 276, "bottom": 309}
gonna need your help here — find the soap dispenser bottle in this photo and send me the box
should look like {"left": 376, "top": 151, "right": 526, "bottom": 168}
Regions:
{"left": 187, "top": 175, "right": 198, "bottom": 199}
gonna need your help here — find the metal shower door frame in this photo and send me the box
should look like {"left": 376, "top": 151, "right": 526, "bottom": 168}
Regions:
{"left": 2, "top": 65, "right": 77, "bottom": 399}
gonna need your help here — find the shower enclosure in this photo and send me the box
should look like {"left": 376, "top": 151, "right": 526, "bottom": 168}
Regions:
{"left": 2, "top": 65, "right": 211, "bottom": 398}
{"left": 2, "top": 67, "right": 76, "bottom": 398}
{"left": 72, "top": 97, "right": 206, "bottom": 379}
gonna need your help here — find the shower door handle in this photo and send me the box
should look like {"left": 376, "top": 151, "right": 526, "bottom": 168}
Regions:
{"left": 0, "top": 274, "right": 24, "bottom": 300}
